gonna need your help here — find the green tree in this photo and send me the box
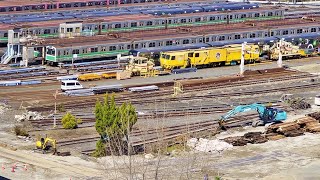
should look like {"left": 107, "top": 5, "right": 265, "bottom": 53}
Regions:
{"left": 61, "top": 112, "right": 77, "bottom": 129}
{"left": 94, "top": 94, "right": 138, "bottom": 156}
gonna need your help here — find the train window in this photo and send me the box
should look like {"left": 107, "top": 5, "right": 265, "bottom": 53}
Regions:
{"left": 188, "top": 19, "right": 192, "bottom": 23}
{"left": 142, "top": 43, "right": 146, "bottom": 48}
{"left": 270, "top": 32, "right": 274, "bottom": 36}
{"left": 283, "top": 30, "right": 288, "bottom": 35}
{"left": 166, "top": 41, "right": 173, "bottom": 46}
{"left": 159, "top": 42, "right": 163, "bottom": 46}
{"left": 195, "top": 53, "right": 199, "bottom": 57}
{"left": 131, "top": 22, "right": 137, "bottom": 27}
{"left": 4, "top": 33, "right": 8, "bottom": 37}
{"left": 8, "top": 7, "right": 14, "bottom": 11}
{"left": 165, "top": 55, "right": 170, "bottom": 59}
{"left": 235, "top": 35, "right": 241, "bottom": 39}
{"left": 149, "top": 42, "right": 155, "bottom": 47}
{"left": 101, "top": 47, "right": 106, "bottom": 52}
{"left": 127, "top": 45, "right": 131, "bottom": 49}
{"left": 195, "top": 18, "right": 201, "bottom": 22}
{"left": 241, "top": 14, "right": 246, "bottom": 18}
{"left": 297, "top": 29, "right": 303, "bottom": 34}
{"left": 119, "top": 45, "right": 124, "bottom": 50}
{"left": 268, "top": 12, "right": 273, "bottom": 16}
{"left": 203, "top": 17, "right": 207, "bottom": 21}
{"left": 109, "top": 46, "right": 116, "bottom": 51}
{"left": 139, "top": 22, "right": 144, "bottom": 26}
{"left": 135, "top": 44, "right": 139, "bottom": 49}
{"left": 205, "top": 37, "right": 209, "bottom": 42}
{"left": 44, "top": 29, "right": 50, "bottom": 34}
{"left": 181, "top": 19, "right": 186, "bottom": 23}
{"left": 0, "top": 8, "right": 6, "bottom": 12}
{"left": 147, "top": 21, "right": 153, "bottom": 26}
{"left": 183, "top": 39, "right": 189, "bottom": 44}
{"left": 58, "top": 51, "right": 61, "bottom": 56}
{"left": 80, "top": 3, "right": 86, "bottom": 7}
{"left": 161, "top": 54, "right": 166, "bottom": 58}
{"left": 66, "top": 4, "right": 72, "bottom": 8}
{"left": 67, "top": 28, "right": 73, "bottom": 33}
{"left": 218, "top": 36, "right": 225, "bottom": 41}
{"left": 72, "top": 49, "right": 80, "bottom": 54}
{"left": 199, "top": 38, "right": 203, "bottom": 43}
{"left": 171, "top": 56, "right": 176, "bottom": 60}
{"left": 115, "top": 24, "right": 121, "bottom": 28}
{"left": 123, "top": 23, "right": 128, "bottom": 28}
{"left": 290, "top": 30, "right": 294, "bottom": 34}
{"left": 249, "top": 33, "right": 255, "bottom": 38}
{"left": 254, "top": 13, "right": 259, "bottom": 17}
{"left": 188, "top": 53, "right": 193, "bottom": 57}
{"left": 209, "top": 17, "right": 215, "bottom": 21}
{"left": 311, "top": 28, "right": 316, "bottom": 32}
{"left": 168, "top": 20, "right": 172, "bottom": 24}
{"left": 16, "top": 7, "right": 22, "bottom": 11}
{"left": 223, "top": 16, "right": 227, "bottom": 20}
{"left": 229, "top": 15, "right": 233, "bottom": 20}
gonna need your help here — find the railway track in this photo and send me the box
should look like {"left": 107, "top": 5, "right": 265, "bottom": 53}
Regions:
{"left": 28, "top": 70, "right": 317, "bottom": 111}
{"left": 78, "top": 114, "right": 260, "bottom": 155}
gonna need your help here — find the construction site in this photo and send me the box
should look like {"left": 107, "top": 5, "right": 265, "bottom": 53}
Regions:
{"left": 1, "top": 0, "right": 320, "bottom": 179}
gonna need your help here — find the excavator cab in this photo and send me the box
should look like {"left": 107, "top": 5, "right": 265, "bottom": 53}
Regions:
{"left": 35, "top": 136, "right": 57, "bottom": 155}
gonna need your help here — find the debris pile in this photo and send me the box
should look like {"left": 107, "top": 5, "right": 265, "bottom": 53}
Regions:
{"left": 0, "top": 103, "right": 9, "bottom": 115}
{"left": 187, "top": 138, "right": 233, "bottom": 153}
{"left": 280, "top": 94, "right": 311, "bottom": 109}
{"left": 15, "top": 111, "right": 44, "bottom": 122}
{"left": 223, "top": 117, "right": 320, "bottom": 146}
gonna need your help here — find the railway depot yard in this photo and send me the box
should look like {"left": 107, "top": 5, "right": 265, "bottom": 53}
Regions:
{"left": 0, "top": 58, "right": 320, "bottom": 179}
{"left": 1, "top": 0, "right": 320, "bottom": 179}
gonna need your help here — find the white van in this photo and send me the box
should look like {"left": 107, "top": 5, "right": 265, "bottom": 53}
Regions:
{"left": 61, "top": 80, "right": 83, "bottom": 92}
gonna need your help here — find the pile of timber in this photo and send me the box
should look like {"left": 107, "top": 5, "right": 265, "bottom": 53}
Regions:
{"left": 223, "top": 116, "right": 320, "bottom": 146}
{"left": 307, "top": 112, "right": 320, "bottom": 121}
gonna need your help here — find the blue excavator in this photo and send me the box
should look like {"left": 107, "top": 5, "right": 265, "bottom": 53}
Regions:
{"left": 219, "top": 103, "right": 287, "bottom": 128}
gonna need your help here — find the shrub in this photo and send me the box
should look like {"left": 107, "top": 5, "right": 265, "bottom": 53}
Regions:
{"left": 57, "top": 104, "right": 66, "bottom": 112}
{"left": 93, "top": 139, "right": 106, "bottom": 157}
{"left": 14, "top": 125, "right": 29, "bottom": 137}
{"left": 61, "top": 112, "right": 77, "bottom": 129}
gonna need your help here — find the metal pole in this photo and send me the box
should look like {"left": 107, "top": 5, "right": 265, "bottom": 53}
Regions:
{"left": 277, "top": 39, "right": 283, "bottom": 68}
{"left": 240, "top": 42, "right": 247, "bottom": 75}
{"left": 53, "top": 90, "right": 57, "bottom": 128}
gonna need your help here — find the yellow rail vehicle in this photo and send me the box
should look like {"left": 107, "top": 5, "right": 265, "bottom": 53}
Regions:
{"left": 160, "top": 44, "right": 260, "bottom": 70}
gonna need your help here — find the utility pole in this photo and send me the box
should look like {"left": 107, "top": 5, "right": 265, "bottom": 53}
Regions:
{"left": 240, "top": 41, "right": 247, "bottom": 76}
{"left": 53, "top": 90, "right": 58, "bottom": 128}
{"left": 277, "top": 39, "right": 283, "bottom": 68}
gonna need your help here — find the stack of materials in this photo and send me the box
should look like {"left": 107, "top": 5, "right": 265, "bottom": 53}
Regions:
{"left": 64, "top": 89, "right": 94, "bottom": 96}
{"left": 288, "top": 97, "right": 311, "bottom": 109}
{"left": 307, "top": 112, "right": 320, "bottom": 120}
{"left": 223, "top": 116, "right": 320, "bottom": 146}
{"left": 128, "top": 85, "right": 159, "bottom": 92}
{"left": 91, "top": 84, "right": 124, "bottom": 94}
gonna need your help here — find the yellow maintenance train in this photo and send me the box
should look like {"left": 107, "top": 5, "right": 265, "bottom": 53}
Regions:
{"left": 160, "top": 44, "right": 260, "bottom": 70}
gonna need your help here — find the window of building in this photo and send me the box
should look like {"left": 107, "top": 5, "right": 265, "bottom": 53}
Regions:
{"left": 67, "top": 28, "right": 73, "bottom": 32}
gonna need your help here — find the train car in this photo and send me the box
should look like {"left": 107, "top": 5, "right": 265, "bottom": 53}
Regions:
{"left": 160, "top": 44, "right": 260, "bottom": 69}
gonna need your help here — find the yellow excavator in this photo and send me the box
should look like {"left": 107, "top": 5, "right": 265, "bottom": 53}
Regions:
{"left": 35, "top": 136, "right": 57, "bottom": 154}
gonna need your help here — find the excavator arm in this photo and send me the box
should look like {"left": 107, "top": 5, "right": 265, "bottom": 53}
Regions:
{"left": 219, "top": 103, "right": 273, "bottom": 128}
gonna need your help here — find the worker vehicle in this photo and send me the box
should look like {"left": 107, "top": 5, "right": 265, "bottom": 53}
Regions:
{"left": 60, "top": 80, "right": 83, "bottom": 92}
{"left": 125, "top": 57, "right": 155, "bottom": 76}
{"left": 263, "top": 41, "right": 307, "bottom": 60}
{"left": 219, "top": 103, "right": 287, "bottom": 128}
{"left": 160, "top": 44, "right": 260, "bottom": 70}
{"left": 35, "top": 136, "right": 57, "bottom": 154}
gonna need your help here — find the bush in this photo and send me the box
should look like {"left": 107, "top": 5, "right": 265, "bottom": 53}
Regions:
{"left": 77, "top": 118, "right": 83, "bottom": 124}
{"left": 61, "top": 112, "right": 77, "bottom": 129}
{"left": 57, "top": 104, "right": 66, "bottom": 112}
{"left": 93, "top": 139, "right": 106, "bottom": 157}
{"left": 14, "top": 125, "right": 29, "bottom": 137}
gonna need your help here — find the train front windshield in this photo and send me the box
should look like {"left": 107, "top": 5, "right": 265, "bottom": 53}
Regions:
{"left": 46, "top": 47, "right": 55, "bottom": 55}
